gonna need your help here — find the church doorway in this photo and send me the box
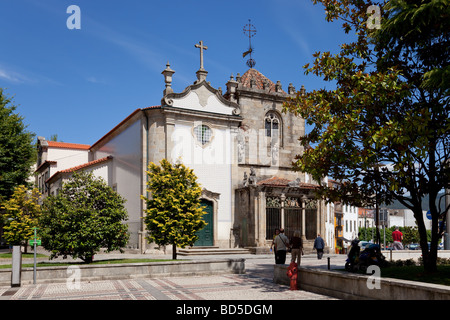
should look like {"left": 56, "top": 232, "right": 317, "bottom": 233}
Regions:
{"left": 194, "top": 199, "right": 214, "bottom": 246}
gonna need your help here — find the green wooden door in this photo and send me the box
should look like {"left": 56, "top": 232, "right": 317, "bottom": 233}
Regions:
{"left": 195, "top": 199, "right": 213, "bottom": 246}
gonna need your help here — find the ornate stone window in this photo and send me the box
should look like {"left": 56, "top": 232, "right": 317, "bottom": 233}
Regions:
{"left": 264, "top": 111, "right": 282, "bottom": 165}
{"left": 193, "top": 124, "right": 213, "bottom": 146}
{"left": 264, "top": 112, "right": 280, "bottom": 140}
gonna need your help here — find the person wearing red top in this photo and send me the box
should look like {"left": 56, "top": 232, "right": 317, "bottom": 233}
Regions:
{"left": 392, "top": 227, "right": 404, "bottom": 250}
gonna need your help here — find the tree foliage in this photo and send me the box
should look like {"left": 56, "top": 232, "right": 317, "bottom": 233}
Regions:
{"left": 284, "top": 0, "right": 449, "bottom": 272}
{"left": 39, "top": 171, "right": 129, "bottom": 263}
{"left": 1, "top": 185, "right": 41, "bottom": 248}
{"left": 0, "top": 89, "right": 36, "bottom": 201}
{"left": 359, "top": 226, "right": 426, "bottom": 245}
{"left": 143, "top": 159, "right": 206, "bottom": 260}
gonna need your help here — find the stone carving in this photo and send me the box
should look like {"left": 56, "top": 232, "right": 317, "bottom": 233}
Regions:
{"left": 271, "top": 142, "right": 279, "bottom": 165}
{"left": 248, "top": 167, "right": 257, "bottom": 185}
{"left": 243, "top": 172, "right": 248, "bottom": 187}
{"left": 288, "top": 177, "right": 301, "bottom": 187}
{"left": 266, "top": 196, "right": 281, "bottom": 208}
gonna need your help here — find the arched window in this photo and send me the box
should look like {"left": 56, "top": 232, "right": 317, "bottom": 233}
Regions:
{"left": 264, "top": 111, "right": 282, "bottom": 146}
{"left": 264, "top": 111, "right": 282, "bottom": 166}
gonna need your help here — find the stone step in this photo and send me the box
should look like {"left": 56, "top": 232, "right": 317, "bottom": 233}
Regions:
{"left": 177, "top": 247, "right": 251, "bottom": 256}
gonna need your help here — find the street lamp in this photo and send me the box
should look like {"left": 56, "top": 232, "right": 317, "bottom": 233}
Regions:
{"left": 280, "top": 193, "right": 286, "bottom": 229}
{"left": 373, "top": 163, "right": 385, "bottom": 246}
{"left": 301, "top": 194, "right": 308, "bottom": 241}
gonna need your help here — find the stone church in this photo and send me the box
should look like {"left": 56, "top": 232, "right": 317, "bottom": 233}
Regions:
{"left": 35, "top": 41, "right": 329, "bottom": 254}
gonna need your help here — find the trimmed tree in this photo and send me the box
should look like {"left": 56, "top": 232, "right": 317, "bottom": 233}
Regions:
{"left": 39, "top": 171, "right": 129, "bottom": 263}
{"left": 143, "top": 159, "right": 206, "bottom": 260}
{"left": 1, "top": 185, "right": 41, "bottom": 252}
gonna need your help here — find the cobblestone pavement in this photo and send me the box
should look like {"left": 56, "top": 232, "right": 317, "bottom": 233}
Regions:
{"left": 0, "top": 252, "right": 342, "bottom": 300}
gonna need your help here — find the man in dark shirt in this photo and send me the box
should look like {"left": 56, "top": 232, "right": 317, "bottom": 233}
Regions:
{"left": 313, "top": 234, "right": 325, "bottom": 259}
{"left": 290, "top": 230, "right": 303, "bottom": 265}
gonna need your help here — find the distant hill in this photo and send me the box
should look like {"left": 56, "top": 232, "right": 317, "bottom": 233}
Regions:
{"left": 384, "top": 193, "right": 446, "bottom": 211}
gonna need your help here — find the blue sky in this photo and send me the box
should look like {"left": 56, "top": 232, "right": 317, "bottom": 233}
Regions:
{"left": 0, "top": 0, "right": 353, "bottom": 145}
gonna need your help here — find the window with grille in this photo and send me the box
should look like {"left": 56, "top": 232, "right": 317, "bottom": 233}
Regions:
{"left": 193, "top": 124, "right": 212, "bottom": 146}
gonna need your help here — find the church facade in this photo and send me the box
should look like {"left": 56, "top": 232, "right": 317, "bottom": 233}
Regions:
{"left": 36, "top": 42, "right": 331, "bottom": 253}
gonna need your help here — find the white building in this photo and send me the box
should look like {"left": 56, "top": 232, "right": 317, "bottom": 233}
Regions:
{"left": 35, "top": 43, "right": 332, "bottom": 253}
{"left": 35, "top": 139, "right": 90, "bottom": 195}
{"left": 342, "top": 203, "right": 358, "bottom": 250}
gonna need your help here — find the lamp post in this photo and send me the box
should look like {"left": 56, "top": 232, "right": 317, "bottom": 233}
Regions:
{"left": 373, "top": 163, "right": 385, "bottom": 246}
{"left": 280, "top": 193, "right": 286, "bottom": 230}
{"left": 301, "top": 194, "right": 308, "bottom": 241}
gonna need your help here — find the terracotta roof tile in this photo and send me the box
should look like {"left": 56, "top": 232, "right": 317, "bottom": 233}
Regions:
{"left": 58, "top": 156, "right": 112, "bottom": 173}
{"left": 47, "top": 141, "right": 90, "bottom": 150}
{"left": 257, "top": 176, "right": 318, "bottom": 189}
{"left": 239, "top": 69, "right": 286, "bottom": 94}
{"left": 35, "top": 160, "right": 57, "bottom": 173}
{"left": 46, "top": 156, "right": 113, "bottom": 184}
{"left": 257, "top": 176, "right": 291, "bottom": 186}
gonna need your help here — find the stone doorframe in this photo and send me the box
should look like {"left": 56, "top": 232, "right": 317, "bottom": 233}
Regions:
{"left": 200, "top": 188, "right": 220, "bottom": 247}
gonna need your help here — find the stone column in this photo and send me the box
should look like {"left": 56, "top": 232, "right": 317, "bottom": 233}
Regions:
{"left": 301, "top": 195, "right": 307, "bottom": 240}
{"left": 280, "top": 193, "right": 286, "bottom": 229}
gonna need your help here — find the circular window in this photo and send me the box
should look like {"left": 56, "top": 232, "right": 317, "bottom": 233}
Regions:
{"left": 193, "top": 124, "right": 212, "bottom": 146}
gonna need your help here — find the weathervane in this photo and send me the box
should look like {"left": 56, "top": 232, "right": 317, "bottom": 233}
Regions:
{"left": 243, "top": 19, "right": 256, "bottom": 68}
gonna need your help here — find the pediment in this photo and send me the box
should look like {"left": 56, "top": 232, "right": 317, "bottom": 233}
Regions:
{"left": 162, "top": 80, "right": 241, "bottom": 116}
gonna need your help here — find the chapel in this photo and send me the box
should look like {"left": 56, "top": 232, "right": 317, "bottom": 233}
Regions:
{"left": 35, "top": 41, "right": 330, "bottom": 254}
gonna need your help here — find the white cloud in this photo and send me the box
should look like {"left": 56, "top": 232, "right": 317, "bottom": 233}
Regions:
{"left": 0, "top": 67, "right": 28, "bottom": 83}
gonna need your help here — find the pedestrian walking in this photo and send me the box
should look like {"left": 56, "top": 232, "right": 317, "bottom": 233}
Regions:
{"left": 290, "top": 230, "right": 303, "bottom": 266}
{"left": 392, "top": 227, "right": 404, "bottom": 250}
{"left": 313, "top": 234, "right": 325, "bottom": 259}
{"left": 274, "top": 228, "right": 289, "bottom": 264}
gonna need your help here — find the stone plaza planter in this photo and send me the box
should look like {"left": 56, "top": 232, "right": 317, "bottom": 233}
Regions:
{"left": 0, "top": 258, "right": 245, "bottom": 286}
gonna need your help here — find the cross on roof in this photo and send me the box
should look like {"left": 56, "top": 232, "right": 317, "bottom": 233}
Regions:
{"left": 195, "top": 40, "right": 208, "bottom": 70}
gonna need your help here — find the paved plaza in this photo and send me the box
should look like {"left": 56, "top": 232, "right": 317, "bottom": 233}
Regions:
{"left": 0, "top": 252, "right": 343, "bottom": 300}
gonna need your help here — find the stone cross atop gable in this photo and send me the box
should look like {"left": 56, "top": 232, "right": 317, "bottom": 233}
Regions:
{"left": 195, "top": 40, "right": 208, "bottom": 82}
{"left": 195, "top": 40, "right": 208, "bottom": 70}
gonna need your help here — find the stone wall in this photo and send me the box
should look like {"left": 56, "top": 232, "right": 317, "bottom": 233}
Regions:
{"left": 274, "top": 264, "right": 450, "bottom": 300}
{"left": 0, "top": 259, "right": 245, "bottom": 286}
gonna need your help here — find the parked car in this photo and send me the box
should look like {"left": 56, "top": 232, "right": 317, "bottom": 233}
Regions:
{"left": 407, "top": 243, "right": 420, "bottom": 250}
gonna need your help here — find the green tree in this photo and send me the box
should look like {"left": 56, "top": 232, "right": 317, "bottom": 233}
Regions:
{"left": 0, "top": 89, "right": 36, "bottom": 201}
{"left": 1, "top": 185, "right": 41, "bottom": 251}
{"left": 39, "top": 171, "right": 129, "bottom": 263}
{"left": 284, "top": 0, "right": 449, "bottom": 272}
{"left": 143, "top": 159, "right": 206, "bottom": 260}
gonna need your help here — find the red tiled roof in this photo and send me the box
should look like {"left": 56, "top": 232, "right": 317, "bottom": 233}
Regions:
{"left": 47, "top": 141, "right": 90, "bottom": 150}
{"left": 35, "top": 160, "right": 57, "bottom": 173}
{"left": 58, "top": 156, "right": 112, "bottom": 173}
{"left": 142, "top": 105, "right": 162, "bottom": 111}
{"left": 257, "top": 176, "right": 291, "bottom": 186}
{"left": 90, "top": 107, "right": 161, "bottom": 150}
{"left": 257, "top": 176, "right": 318, "bottom": 189}
{"left": 46, "top": 156, "right": 112, "bottom": 184}
{"left": 239, "top": 69, "right": 286, "bottom": 94}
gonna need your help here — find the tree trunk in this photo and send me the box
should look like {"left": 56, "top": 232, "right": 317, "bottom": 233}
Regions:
{"left": 415, "top": 208, "right": 437, "bottom": 273}
{"left": 172, "top": 243, "right": 177, "bottom": 260}
{"left": 82, "top": 254, "right": 94, "bottom": 264}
